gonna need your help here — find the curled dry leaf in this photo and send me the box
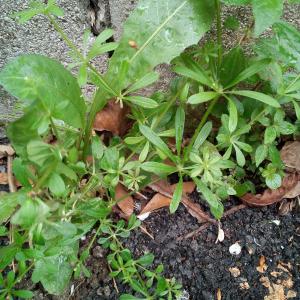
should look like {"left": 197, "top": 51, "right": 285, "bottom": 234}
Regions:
{"left": 0, "top": 145, "right": 15, "bottom": 158}
{"left": 257, "top": 255, "right": 268, "bottom": 273}
{"left": 142, "top": 180, "right": 216, "bottom": 223}
{"left": 217, "top": 288, "right": 222, "bottom": 300}
{"left": 215, "top": 223, "right": 225, "bottom": 243}
{"left": 280, "top": 141, "right": 300, "bottom": 171}
{"left": 241, "top": 173, "right": 300, "bottom": 207}
{"left": 115, "top": 183, "right": 134, "bottom": 218}
{"left": 93, "top": 100, "right": 131, "bottom": 136}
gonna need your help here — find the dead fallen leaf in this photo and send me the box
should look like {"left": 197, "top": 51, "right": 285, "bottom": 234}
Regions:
{"left": 257, "top": 256, "right": 268, "bottom": 273}
{"left": 241, "top": 173, "right": 300, "bottom": 206}
{"left": 0, "top": 145, "right": 15, "bottom": 158}
{"left": 115, "top": 184, "right": 134, "bottom": 217}
{"left": 260, "top": 276, "right": 271, "bottom": 288}
{"left": 0, "top": 173, "right": 8, "bottom": 185}
{"left": 228, "top": 267, "right": 241, "bottom": 278}
{"left": 139, "top": 193, "right": 171, "bottom": 216}
{"left": 286, "top": 290, "right": 297, "bottom": 299}
{"left": 146, "top": 180, "right": 216, "bottom": 224}
{"left": 215, "top": 223, "right": 225, "bottom": 243}
{"left": 93, "top": 100, "right": 131, "bottom": 136}
{"left": 217, "top": 288, "right": 222, "bottom": 300}
{"left": 264, "top": 283, "right": 285, "bottom": 300}
{"left": 280, "top": 141, "right": 300, "bottom": 171}
{"left": 270, "top": 271, "right": 282, "bottom": 278}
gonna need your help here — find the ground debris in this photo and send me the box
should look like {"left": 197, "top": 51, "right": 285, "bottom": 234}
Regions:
{"left": 115, "top": 183, "right": 134, "bottom": 217}
{"left": 228, "top": 267, "right": 241, "bottom": 278}
{"left": 257, "top": 256, "right": 268, "bottom": 273}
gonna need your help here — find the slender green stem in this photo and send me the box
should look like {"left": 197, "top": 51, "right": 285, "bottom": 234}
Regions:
{"left": 185, "top": 96, "right": 220, "bottom": 160}
{"left": 215, "top": 0, "right": 222, "bottom": 69}
{"left": 50, "top": 117, "right": 59, "bottom": 139}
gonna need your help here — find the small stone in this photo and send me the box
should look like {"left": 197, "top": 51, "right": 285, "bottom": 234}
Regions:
{"left": 229, "top": 242, "right": 242, "bottom": 255}
{"left": 239, "top": 281, "right": 250, "bottom": 290}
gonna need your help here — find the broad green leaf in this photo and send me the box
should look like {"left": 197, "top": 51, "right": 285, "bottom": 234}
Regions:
{"left": 88, "top": 42, "right": 118, "bottom": 60}
{"left": 193, "top": 121, "right": 212, "bottom": 150}
{"left": 107, "top": 0, "right": 216, "bottom": 90}
{"left": 264, "top": 126, "right": 277, "bottom": 144}
{"left": 141, "top": 162, "right": 177, "bottom": 174}
{"left": 0, "top": 55, "right": 86, "bottom": 128}
{"left": 0, "top": 244, "right": 20, "bottom": 270}
{"left": 139, "top": 124, "right": 175, "bottom": 160}
{"left": 175, "top": 106, "right": 185, "bottom": 154}
{"left": 193, "top": 178, "right": 224, "bottom": 219}
{"left": 292, "top": 100, "right": 300, "bottom": 120}
{"left": 125, "top": 96, "right": 158, "bottom": 108}
{"left": 91, "top": 136, "right": 105, "bottom": 160}
{"left": 139, "top": 141, "right": 149, "bottom": 162}
{"left": 48, "top": 173, "right": 65, "bottom": 196}
{"left": 255, "top": 144, "right": 268, "bottom": 167}
{"left": 255, "top": 22, "right": 300, "bottom": 71}
{"left": 125, "top": 72, "right": 160, "bottom": 94}
{"left": 225, "top": 58, "right": 271, "bottom": 89}
{"left": 170, "top": 177, "right": 183, "bottom": 213}
{"left": 188, "top": 92, "right": 218, "bottom": 104}
{"left": 12, "top": 158, "right": 32, "bottom": 187}
{"left": 252, "top": 0, "right": 283, "bottom": 36}
{"left": 27, "top": 140, "right": 58, "bottom": 167}
{"left": 220, "top": 47, "right": 246, "bottom": 87}
{"left": 32, "top": 255, "right": 73, "bottom": 295}
{"left": 230, "top": 90, "right": 280, "bottom": 107}
{"left": 286, "top": 76, "right": 300, "bottom": 93}
{"left": 136, "top": 253, "right": 155, "bottom": 266}
{"left": 78, "top": 64, "right": 88, "bottom": 86}
{"left": 0, "top": 193, "right": 23, "bottom": 223}
{"left": 124, "top": 136, "right": 144, "bottom": 145}
{"left": 227, "top": 97, "right": 238, "bottom": 132}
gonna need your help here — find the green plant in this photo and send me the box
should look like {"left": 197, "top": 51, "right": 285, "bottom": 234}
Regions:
{"left": 0, "top": 0, "right": 300, "bottom": 298}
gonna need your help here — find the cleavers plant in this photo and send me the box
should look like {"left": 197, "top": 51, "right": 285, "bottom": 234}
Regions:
{"left": 0, "top": 0, "right": 300, "bottom": 298}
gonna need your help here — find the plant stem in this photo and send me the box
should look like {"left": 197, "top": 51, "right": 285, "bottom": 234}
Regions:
{"left": 185, "top": 96, "right": 219, "bottom": 160}
{"left": 50, "top": 117, "right": 59, "bottom": 139}
{"left": 215, "top": 0, "right": 222, "bottom": 69}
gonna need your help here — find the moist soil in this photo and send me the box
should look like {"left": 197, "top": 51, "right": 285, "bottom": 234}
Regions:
{"left": 70, "top": 200, "right": 300, "bottom": 300}
{"left": 1, "top": 136, "right": 299, "bottom": 299}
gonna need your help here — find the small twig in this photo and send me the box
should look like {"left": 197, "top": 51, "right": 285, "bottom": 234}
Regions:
{"left": 108, "top": 264, "right": 119, "bottom": 294}
{"left": 7, "top": 155, "right": 16, "bottom": 193}
{"left": 179, "top": 204, "right": 247, "bottom": 240}
{"left": 140, "top": 225, "right": 154, "bottom": 240}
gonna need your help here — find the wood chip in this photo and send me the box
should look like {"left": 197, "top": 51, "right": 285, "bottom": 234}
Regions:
{"left": 0, "top": 173, "right": 8, "bottom": 185}
{"left": 217, "top": 288, "right": 222, "bottom": 300}
{"left": 257, "top": 256, "right": 268, "bottom": 273}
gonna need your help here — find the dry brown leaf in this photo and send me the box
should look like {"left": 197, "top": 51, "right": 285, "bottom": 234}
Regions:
{"left": 93, "top": 100, "right": 131, "bottom": 136}
{"left": 228, "top": 267, "right": 241, "bottom": 278}
{"left": 0, "top": 145, "right": 15, "bottom": 158}
{"left": 239, "top": 282, "right": 250, "bottom": 290}
{"left": 264, "top": 283, "right": 285, "bottom": 300}
{"left": 0, "top": 173, "right": 8, "bottom": 185}
{"left": 148, "top": 180, "right": 216, "bottom": 224}
{"left": 280, "top": 141, "right": 300, "bottom": 171}
{"left": 139, "top": 193, "right": 171, "bottom": 216}
{"left": 217, "top": 288, "right": 222, "bottom": 300}
{"left": 260, "top": 276, "right": 271, "bottom": 288}
{"left": 257, "top": 256, "right": 268, "bottom": 273}
{"left": 286, "top": 290, "right": 297, "bottom": 299}
{"left": 270, "top": 271, "right": 282, "bottom": 278}
{"left": 241, "top": 173, "right": 300, "bottom": 206}
{"left": 115, "top": 184, "right": 134, "bottom": 217}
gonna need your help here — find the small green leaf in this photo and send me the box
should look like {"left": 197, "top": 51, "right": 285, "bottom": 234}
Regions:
{"left": 12, "top": 158, "right": 32, "bottom": 187}
{"left": 292, "top": 100, "right": 300, "bottom": 120}
{"left": 139, "top": 141, "right": 149, "bottom": 162}
{"left": 188, "top": 92, "right": 218, "bottom": 104}
{"left": 266, "top": 173, "right": 282, "bottom": 189}
{"left": 12, "top": 290, "right": 34, "bottom": 299}
{"left": 227, "top": 97, "right": 238, "bottom": 132}
{"left": 120, "top": 295, "right": 144, "bottom": 300}
{"left": 141, "top": 162, "right": 177, "bottom": 175}
{"left": 125, "top": 96, "right": 158, "bottom": 108}
{"left": 92, "top": 136, "right": 105, "bottom": 160}
{"left": 255, "top": 145, "right": 268, "bottom": 167}
{"left": 139, "top": 124, "right": 175, "bottom": 161}
{"left": 170, "top": 177, "right": 183, "bottom": 213}
{"left": 264, "top": 126, "right": 277, "bottom": 144}
{"left": 225, "top": 59, "right": 271, "bottom": 88}
{"left": 193, "top": 121, "right": 212, "bottom": 150}
{"left": 224, "top": 16, "right": 240, "bottom": 30}
{"left": 137, "top": 253, "right": 154, "bottom": 266}
{"left": 230, "top": 90, "right": 280, "bottom": 107}
{"left": 125, "top": 72, "right": 160, "bottom": 94}
{"left": 88, "top": 42, "right": 118, "bottom": 60}
{"left": 78, "top": 64, "right": 88, "bottom": 86}
{"left": 175, "top": 106, "right": 185, "bottom": 155}
{"left": 234, "top": 145, "right": 245, "bottom": 167}
{"left": 48, "top": 173, "right": 65, "bottom": 196}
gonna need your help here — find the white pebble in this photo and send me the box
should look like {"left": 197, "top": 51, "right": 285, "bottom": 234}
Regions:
{"left": 229, "top": 242, "right": 242, "bottom": 255}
